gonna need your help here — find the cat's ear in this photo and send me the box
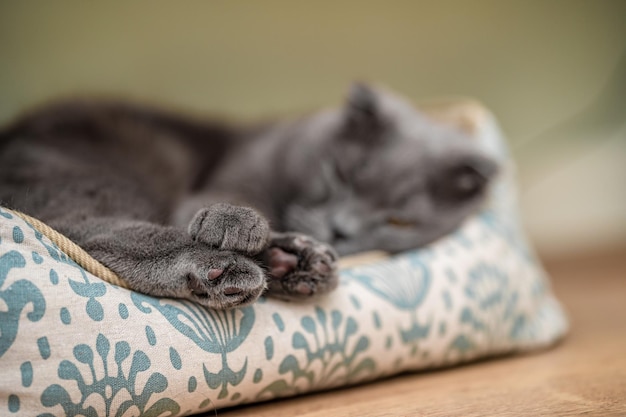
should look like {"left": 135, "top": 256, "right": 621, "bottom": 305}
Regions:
{"left": 342, "top": 82, "right": 383, "bottom": 137}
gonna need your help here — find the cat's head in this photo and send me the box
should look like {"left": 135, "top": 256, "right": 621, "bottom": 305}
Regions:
{"left": 280, "top": 83, "right": 499, "bottom": 255}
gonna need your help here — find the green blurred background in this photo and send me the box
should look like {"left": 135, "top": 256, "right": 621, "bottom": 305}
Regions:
{"left": 1, "top": 1, "right": 625, "bottom": 257}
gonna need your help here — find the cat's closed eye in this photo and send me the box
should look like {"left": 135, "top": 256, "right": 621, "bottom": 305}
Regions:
{"left": 435, "top": 163, "right": 494, "bottom": 201}
{"left": 387, "top": 216, "right": 417, "bottom": 228}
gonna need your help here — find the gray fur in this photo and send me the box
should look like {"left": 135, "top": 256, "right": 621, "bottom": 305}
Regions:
{"left": 0, "top": 83, "right": 497, "bottom": 309}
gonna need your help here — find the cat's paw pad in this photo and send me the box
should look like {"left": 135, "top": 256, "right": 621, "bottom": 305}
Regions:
{"left": 179, "top": 250, "right": 266, "bottom": 309}
{"left": 188, "top": 203, "right": 270, "bottom": 255}
{"left": 263, "top": 233, "right": 339, "bottom": 300}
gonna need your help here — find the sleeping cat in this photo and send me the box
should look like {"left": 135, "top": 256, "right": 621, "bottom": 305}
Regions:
{"left": 0, "top": 83, "right": 498, "bottom": 310}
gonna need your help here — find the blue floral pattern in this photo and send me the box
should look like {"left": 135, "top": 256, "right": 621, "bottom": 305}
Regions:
{"left": 0, "top": 249, "right": 46, "bottom": 358}
{"left": 259, "top": 307, "right": 375, "bottom": 399}
{"left": 39, "top": 334, "right": 180, "bottom": 417}
{"left": 131, "top": 293, "right": 255, "bottom": 401}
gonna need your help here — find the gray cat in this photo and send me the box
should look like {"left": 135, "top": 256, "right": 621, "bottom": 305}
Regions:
{"left": 0, "top": 83, "right": 498, "bottom": 309}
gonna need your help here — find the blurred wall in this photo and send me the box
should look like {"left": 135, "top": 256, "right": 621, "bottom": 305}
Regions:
{"left": 1, "top": 1, "right": 625, "bottom": 257}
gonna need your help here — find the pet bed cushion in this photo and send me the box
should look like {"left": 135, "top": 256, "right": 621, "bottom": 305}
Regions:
{"left": 0, "top": 102, "right": 568, "bottom": 417}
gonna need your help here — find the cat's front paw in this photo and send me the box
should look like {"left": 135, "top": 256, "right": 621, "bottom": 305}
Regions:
{"left": 262, "top": 232, "right": 339, "bottom": 301}
{"left": 175, "top": 249, "right": 267, "bottom": 310}
{"left": 188, "top": 203, "right": 270, "bottom": 256}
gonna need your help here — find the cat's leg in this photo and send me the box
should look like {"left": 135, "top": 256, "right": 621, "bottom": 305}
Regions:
{"left": 49, "top": 214, "right": 268, "bottom": 310}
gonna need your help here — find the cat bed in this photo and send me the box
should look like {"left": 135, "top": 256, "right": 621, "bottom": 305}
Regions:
{"left": 0, "top": 102, "right": 568, "bottom": 417}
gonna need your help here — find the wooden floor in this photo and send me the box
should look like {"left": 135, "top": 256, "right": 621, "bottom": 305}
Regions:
{"left": 219, "top": 249, "right": 626, "bottom": 417}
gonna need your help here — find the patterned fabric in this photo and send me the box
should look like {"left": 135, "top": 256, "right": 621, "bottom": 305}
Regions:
{"left": 0, "top": 114, "right": 568, "bottom": 417}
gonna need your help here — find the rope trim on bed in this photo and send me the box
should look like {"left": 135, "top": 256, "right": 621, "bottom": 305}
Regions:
{"left": 6, "top": 208, "right": 130, "bottom": 289}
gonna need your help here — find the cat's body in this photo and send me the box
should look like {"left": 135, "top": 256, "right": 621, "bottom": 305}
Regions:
{"left": 0, "top": 84, "right": 498, "bottom": 309}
